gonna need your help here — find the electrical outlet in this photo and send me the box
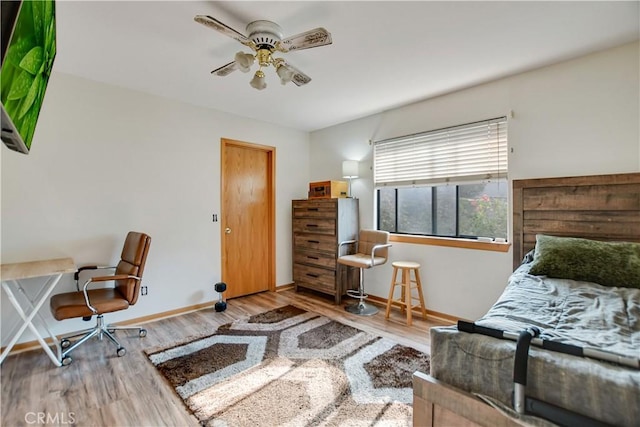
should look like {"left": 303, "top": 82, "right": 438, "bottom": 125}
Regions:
{"left": 141, "top": 286, "right": 148, "bottom": 296}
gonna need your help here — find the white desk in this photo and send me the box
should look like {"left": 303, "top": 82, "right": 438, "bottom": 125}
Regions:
{"left": 1, "top": 257, "right": 75, "bottom": 366}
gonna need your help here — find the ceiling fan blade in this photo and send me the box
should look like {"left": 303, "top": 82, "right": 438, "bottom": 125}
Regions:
{"left": 211, "top": 61, "right": 237, "bottom": 77}
{"left": 283, "top": 62, "right": 312, "bottom": 86}
{"left": 277, "top": 28, "right": 332, "bottom": 52}
{"left": 194, "top": 15, "right": 252, "bottom": 47}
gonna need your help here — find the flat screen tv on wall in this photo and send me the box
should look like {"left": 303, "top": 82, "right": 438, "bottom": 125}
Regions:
{"left": 1, "top": 0, "right": 56, "bottom": 154}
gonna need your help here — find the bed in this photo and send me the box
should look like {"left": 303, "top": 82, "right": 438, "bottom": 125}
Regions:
{"left": 413, "top": 172, "right": 640, "bottom": 427}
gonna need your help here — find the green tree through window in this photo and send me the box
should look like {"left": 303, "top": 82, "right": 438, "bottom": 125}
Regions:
{"left": 377, "top": 180, "right": 508, "bottom": 240}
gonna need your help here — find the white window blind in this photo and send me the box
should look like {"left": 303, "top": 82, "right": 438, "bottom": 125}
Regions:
{"left": 374, "top": 117, "right": 508, "bottom": 187}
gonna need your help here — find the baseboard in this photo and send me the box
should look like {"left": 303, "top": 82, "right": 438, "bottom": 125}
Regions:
{"left": 366, "top": 294, "right": 459, "bottom": 324}
{"left": 286, "top": 285, "right": 460, "bottom": 324}
{"left": 3, "top": 289, "right": 460, "bottom": 356}
{"left": 275, "top": 282, "right": 295, "bottom": 292}
{"left": 1, "top": 300, "right": 216, "bottom": 356}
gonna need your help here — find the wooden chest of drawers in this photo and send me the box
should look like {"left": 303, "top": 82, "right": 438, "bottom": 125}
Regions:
{"left": 292, "top": 198, "right": 359, "bottom": 303}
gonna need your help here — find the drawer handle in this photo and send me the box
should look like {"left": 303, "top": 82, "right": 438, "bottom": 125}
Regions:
{"left": 306, "top": 273, "right": 319, "bottom": 278}
{"left": 307, "top": 240, "right": 320, "bottom": 244}
{"left": 306, "top": 224, "right": 318, "bottom": 228}
{"left": 307, "top": 208, "right": 319, "bottom": 211}
{"left": 307, "top": 256, "right": 319, "bottom": 260}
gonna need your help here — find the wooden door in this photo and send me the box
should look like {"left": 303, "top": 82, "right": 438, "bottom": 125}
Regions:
{"left": 221, "top": 139, "right": 275, "bottom": 299}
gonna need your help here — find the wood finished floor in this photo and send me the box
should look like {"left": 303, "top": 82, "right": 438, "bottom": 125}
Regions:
{"left": 0, "top": 289, "right": 449, "bottom": 427}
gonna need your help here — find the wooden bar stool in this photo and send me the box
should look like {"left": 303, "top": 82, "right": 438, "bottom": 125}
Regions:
{"left": 385, "top": 261, "right": 427, "bottom": 325}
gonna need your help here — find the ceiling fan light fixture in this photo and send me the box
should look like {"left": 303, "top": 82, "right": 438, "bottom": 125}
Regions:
{"left": 250, "top": 70, "right": 267, "bottom": 90}
{"left": 234, "top": 51, "right": 255, "bottom": 73}
{"left": 195, "top": 15, "right": 332, "bottom": 90}
{"left": 276, "top": 63, "right": 295, "bottom": 85}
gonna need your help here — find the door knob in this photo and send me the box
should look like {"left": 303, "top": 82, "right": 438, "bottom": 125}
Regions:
{"left": 225, "top": 227, "right": 232, "bottom": 234}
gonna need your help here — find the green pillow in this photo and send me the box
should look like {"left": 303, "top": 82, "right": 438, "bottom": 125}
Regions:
{"left": 528, "top": 234, "right": 640, "bottom": 288}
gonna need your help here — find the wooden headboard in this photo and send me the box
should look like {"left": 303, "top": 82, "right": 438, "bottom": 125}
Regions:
{"left": 512, "top": 172, "right": 640, "bottom": 269}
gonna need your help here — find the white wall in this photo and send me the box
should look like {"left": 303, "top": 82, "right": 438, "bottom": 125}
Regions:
{"left": 1, "top": 72, "right": 310, "bottom": 345}
{"left": 310, "top": 42, "right": 640, "bottom": 320}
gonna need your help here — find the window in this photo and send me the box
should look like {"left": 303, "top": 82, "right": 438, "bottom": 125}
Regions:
{"left": 374, "top": 117, "right": 508, "bottom": 240}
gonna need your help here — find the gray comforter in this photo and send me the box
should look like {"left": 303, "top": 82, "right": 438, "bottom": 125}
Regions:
{"left": 477, "top": 262, "right": 640, "bottom": 360}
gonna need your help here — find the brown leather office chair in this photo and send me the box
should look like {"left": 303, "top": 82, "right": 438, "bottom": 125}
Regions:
{"left": 337, "top": 229, "right": 391, "bottom": 316}
{"left": 50, "top": 231, "right": 151, "bottom": 366}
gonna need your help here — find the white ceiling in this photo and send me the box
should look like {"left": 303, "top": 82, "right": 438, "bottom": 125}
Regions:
{"left": 54, "top": 1, "right": 640, "bottom": 132}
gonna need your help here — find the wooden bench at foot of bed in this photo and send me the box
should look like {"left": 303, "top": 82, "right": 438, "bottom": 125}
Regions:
{"left": 412, "top": 371, "right": 520, "bottom": 427}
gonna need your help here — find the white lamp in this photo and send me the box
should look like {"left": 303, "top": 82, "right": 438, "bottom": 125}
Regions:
{"left": 276, "top": 63, "right": 295, "bottom": 85}
{"left": 249, "top": 70, "right": 267, "bottom": 90}
{"left": 342, "top": 160, "right": 359, "bottom": 198}
{"left": 234, "top": 51, "right": 255, "bottom": 73}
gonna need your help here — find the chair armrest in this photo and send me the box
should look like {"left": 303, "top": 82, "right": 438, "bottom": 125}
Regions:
{"left": 85, "top": 274, "right": 139, "bottom": 283}
{"left": 337, "top": 239, "right": 357, "bottom": 256}
{"left": 75, "top": 265, "right": 115, "bottom": 291}
{"left": 370, "top": 243, "right": 392, "bottom": 263}
{"left": 80, "top": 274, "right": 141, "bottom": 313}
{"left": 74, "top": 265, "right": 116, "bottom": 280}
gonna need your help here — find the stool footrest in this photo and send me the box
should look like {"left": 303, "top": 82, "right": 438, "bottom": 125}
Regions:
{"left": 346, "top": 289, "right": 368, "bottom": 299}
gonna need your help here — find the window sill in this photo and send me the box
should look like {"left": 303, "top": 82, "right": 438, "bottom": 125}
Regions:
{"left": 389, "top": 234, "right": 511, "bottom": 253}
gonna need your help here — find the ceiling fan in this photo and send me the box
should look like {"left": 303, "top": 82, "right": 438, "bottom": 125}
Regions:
{"left": 194, "top": 15, "right": 332, "bottom": 90}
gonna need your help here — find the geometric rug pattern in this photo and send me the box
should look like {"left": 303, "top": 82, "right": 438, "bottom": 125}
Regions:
{"left": 146, "top": 305, "right": 430, "bottom": 426}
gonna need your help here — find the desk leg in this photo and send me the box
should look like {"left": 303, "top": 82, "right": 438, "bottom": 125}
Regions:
{"left": 1, "top": 277, "right": 63, "bottom": 366}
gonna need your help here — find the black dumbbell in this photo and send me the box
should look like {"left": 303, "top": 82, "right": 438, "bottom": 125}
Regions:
{"left": 214, "top": 282, "right": 227, "bottom": 312}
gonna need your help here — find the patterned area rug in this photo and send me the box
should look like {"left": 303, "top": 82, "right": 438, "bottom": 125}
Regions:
{"left": 146, "top": 305, "right": 430, "bottom": 426}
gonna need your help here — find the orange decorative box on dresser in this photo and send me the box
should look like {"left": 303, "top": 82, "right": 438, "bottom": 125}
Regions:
{"left": 308, "top": 180, "right": 348, "bottom": 199}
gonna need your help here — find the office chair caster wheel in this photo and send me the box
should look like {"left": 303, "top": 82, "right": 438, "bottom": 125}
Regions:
{"left": 61, "top": 356, "right": 72, "bottom": 366}
{"left": 61, "top": 339, "right": 71, "bottom": 349}
{"left": 117, "top": 347, "right": 126, "bottom": 357}
{"left": 108, "top": 329, "right": 115, "bottom": 333}
{"left": 139, "top": 329, "right": 147, "bottom": 337}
